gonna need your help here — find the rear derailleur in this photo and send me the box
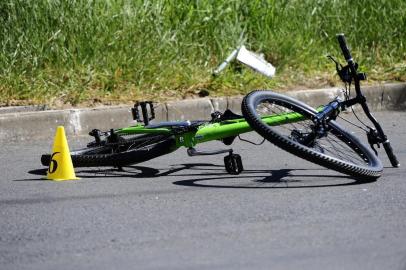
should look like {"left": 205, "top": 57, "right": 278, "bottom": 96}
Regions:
{"left": 87, "top": 128, "right": 124, "bottom": 148}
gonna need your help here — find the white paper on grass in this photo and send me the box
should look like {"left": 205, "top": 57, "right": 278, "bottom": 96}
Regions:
{"left": 236, "top": 45, "right": 276, "bottom": 78}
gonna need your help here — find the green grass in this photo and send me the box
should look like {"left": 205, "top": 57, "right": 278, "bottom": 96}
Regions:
{"left": 1, "top": 0, "right": 406, "bottom": 107}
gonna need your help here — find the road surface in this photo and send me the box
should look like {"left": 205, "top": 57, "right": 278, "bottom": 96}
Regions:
{"left": 1, "top": 111, "right": 405, "bottom": 270}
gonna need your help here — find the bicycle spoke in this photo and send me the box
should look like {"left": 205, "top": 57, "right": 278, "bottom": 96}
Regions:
{"left": 254, "top": 100, "right": 369, "bottom": 167}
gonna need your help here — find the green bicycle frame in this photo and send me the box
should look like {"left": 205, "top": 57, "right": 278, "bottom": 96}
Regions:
{"left": 116, "top": 110, "right": 305, "bottom": 149}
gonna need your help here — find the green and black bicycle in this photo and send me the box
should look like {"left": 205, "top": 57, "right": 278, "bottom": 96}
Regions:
{"left": 41, "top": 34, "right": 399, "bottom": 180}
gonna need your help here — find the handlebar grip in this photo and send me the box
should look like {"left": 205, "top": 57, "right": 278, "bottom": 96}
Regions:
{"left": 337, "top": 34, "right": 353, "bottom": 62}
{"left": 383, "top": 141, "right": 400, "bottom": 167}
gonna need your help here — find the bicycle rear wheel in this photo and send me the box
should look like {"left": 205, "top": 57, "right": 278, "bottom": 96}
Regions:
{"left": 41, "top": 133, "right": 177, "bottom": 167}
{"left": 242, "top": 90, "right": 383, "bottom": 180}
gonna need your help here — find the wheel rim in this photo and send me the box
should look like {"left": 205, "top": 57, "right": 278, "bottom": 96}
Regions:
{"left": 253, "top": 98, "right": 372, "bottom": 167}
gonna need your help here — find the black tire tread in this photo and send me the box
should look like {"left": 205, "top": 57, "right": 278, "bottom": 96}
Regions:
{"left": 41, "top": 135, "right": 176, "bottom": 167}
{"left": 241, "top": 90, "right": 382, "bottom": 180}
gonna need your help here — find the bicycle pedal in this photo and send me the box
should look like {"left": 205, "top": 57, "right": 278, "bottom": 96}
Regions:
{"left": 132, "top": 101, "right": 155, "bottom": 125}
{"left": 224, "top": 153, "right": 243, "bottom": 175}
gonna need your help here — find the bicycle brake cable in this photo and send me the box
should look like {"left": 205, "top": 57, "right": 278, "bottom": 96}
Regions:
{"left": 340, "top": 82, "right": 371, "bottom": 132}
{"left": 238, "top": 135, "right": 266, "bottom": 145}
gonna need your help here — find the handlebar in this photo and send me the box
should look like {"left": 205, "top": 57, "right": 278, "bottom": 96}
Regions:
{"left": 337, "top": 33, "right": 353, "bottom": 63}
{"left": 336, "top": 33, "right": 400, "bottom": 168}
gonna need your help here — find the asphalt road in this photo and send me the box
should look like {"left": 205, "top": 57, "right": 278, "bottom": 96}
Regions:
{"left": 1, "top": 111, "right": 406, "bottom": 270}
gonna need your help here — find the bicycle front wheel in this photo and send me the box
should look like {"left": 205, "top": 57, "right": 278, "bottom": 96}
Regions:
{"left": 242, "top": 90, "right": 383, "bottom": 180}
{"left": 41, "top": 134, "right": 177, "bottom": 167}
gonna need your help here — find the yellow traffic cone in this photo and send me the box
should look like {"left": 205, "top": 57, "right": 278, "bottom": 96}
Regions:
{"left": 46, "top": 126, "right": 79, "bottom": 181}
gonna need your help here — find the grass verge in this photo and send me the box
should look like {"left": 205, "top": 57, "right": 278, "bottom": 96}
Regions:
{"left": 1, "top": 0, "right": 405, "bottom": 107}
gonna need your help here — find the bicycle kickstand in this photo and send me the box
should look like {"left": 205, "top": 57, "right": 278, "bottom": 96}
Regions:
{"left": 187, "top": 147, "right": 243, "bottom": 175}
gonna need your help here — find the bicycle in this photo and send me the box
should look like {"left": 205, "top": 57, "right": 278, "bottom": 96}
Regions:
{"left": 41, "top": 34, "right": 399, "bottom": 180}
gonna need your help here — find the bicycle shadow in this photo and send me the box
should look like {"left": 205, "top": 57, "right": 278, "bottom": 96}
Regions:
{"left": 170, "top": 164, "right": 376, "bottom": 189}
{"left": 25, "top": 163, "right": 376, "bottom": 188}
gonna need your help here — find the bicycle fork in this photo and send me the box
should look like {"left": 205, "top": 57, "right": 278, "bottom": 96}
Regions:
{"left": 316, "top": 97, "right": 400, "bottom": 167}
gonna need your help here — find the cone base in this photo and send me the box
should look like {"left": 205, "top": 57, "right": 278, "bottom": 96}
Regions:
{"left": 45, "top": 177, "right": 80, "bottom": 181}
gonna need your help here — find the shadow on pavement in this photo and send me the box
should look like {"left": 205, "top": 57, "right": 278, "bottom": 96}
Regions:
{"left": 22, "top": 163, "right": 376, "bottom": 188}
{"left": 172, "top": 168, "right": 376, "bottom": 189}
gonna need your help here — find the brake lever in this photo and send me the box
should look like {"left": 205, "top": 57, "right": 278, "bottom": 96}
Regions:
{"left": 327, "top": 55, "right": 342, "bottom": 73}
{"left": 328, "top": 55, "right": 355, "bottom": 83}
